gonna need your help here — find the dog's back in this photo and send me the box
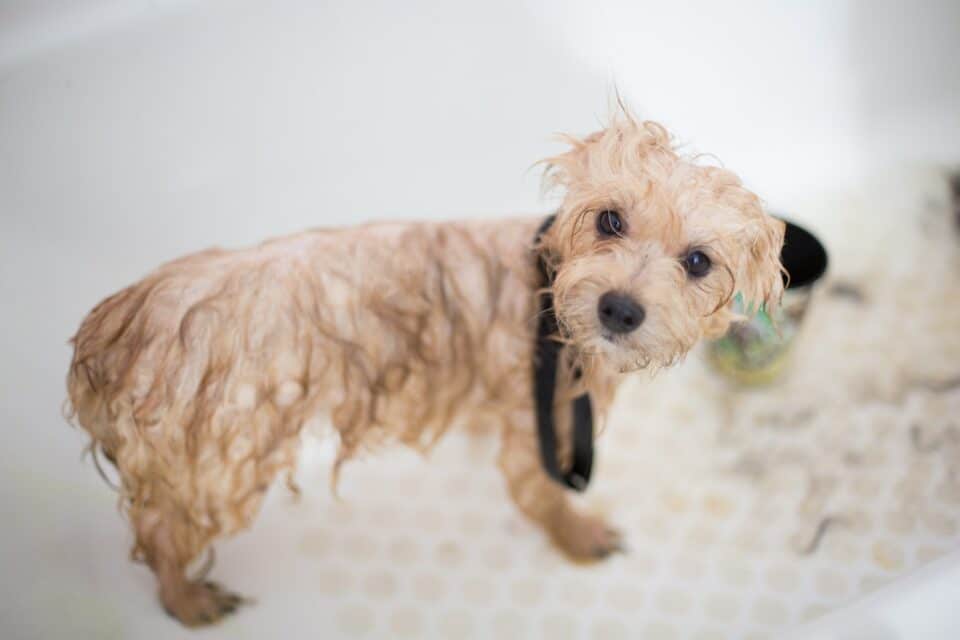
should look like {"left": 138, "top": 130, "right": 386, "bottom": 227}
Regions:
{"left": 66, "top": 221, "right": 536, "bottom": 530}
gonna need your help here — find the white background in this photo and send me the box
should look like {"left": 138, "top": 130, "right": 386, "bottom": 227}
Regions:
{"left": 1, "top": 1, "right": 958, "bottom": 638}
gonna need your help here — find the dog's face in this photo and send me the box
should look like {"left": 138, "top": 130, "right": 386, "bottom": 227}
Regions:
{"left": 541, "top": 118, "right": 785, "bottom": 373}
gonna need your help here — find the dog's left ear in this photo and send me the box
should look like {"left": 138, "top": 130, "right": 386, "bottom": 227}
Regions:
{"left": 539, "top": 130, "right": 603, "bottom": 195}
{"left": 736, "top": 213, "right": 786, "bottom": 315}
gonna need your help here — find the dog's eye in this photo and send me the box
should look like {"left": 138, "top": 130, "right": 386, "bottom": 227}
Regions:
{"left": 683, "top": 250, "right": 712, "bottom": 277}
{"left": 596, "top": 210, "right": 624, "bottom": 237}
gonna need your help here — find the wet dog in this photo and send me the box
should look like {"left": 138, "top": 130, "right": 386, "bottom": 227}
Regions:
{"left": 67, "top": 110, "right": 784, "bottom": 625}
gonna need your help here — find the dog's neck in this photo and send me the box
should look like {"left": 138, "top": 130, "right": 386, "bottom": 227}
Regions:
{"left": 531, "top": 213, "right": 595, "bottom": 381}
{"left": 532, "top": 213, "right": 561, "bottom": 288}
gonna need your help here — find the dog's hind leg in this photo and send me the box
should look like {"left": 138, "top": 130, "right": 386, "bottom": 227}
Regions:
{"left": 498, "top": 415, "right": 624, "bottom": 561}
{"left": 131, "top": 501, "right": 245, "bottom": 627}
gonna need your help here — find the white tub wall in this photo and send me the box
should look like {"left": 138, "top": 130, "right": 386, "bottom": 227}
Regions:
{"left": 3, "top": 1, "right": 958, "bottom": 220}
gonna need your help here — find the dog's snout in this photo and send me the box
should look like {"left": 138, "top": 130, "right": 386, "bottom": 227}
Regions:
{"left": 598, "top": 292, "right": 644, "bottom": 334}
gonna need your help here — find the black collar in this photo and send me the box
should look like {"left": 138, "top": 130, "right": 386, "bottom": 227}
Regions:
{"left": 533, "top": 215, "right": 594, "bottom": 492}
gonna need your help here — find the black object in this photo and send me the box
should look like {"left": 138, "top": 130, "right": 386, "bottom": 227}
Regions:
{"left": 533, "top": 215, "right": 594, "bottom": 492}
{"left": 780, "top": 219, "right": 828, "bottom": 289}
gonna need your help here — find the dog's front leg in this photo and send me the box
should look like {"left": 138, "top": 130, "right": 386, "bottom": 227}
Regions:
{"left": 498, "top": 414, "right": 624, "bottom": 561}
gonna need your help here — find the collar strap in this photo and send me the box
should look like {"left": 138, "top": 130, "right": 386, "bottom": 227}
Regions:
{"left": 532, "top": 214, "right": 595, "bottom": 492}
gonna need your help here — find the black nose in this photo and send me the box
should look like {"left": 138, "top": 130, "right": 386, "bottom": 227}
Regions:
{"left": 597, "top": 292, "right": 645, "bottom": 334}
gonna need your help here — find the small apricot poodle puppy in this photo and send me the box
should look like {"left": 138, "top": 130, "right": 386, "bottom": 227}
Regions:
{"left": 67, "top": 111, "right": 784, "bottom": 626}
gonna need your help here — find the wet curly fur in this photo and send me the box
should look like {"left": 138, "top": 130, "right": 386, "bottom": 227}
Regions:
{"left": 66, "top": 110, "right": 784, "bottom": 626}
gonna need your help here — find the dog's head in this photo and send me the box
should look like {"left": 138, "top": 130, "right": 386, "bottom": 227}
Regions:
{"left": 539, "top": 115, "right": 785, "bottom": 374}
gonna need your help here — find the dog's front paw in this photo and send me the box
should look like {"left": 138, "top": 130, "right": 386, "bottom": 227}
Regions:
{"left": 548, "top": 510, "right": 626, "bottom": 562}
